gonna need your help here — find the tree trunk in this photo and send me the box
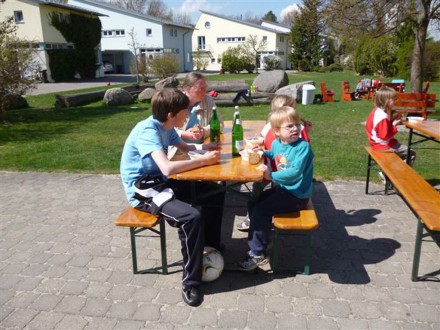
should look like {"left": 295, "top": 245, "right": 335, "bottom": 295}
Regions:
{"left": 410, "top": 0, "right": 430, "bottom": 93}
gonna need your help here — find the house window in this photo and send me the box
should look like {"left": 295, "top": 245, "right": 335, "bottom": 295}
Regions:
{"left": 14, "top": 11, "right": 24, "bottom": 23}
{"left": 211, "top": 58, "right": 215, "bottom": 63}
{"left": 146, "top": 28, "right": 152, "bottom": 37}
{"left": 280, "top": 36, "right": 285, "bottom": 42}
{"left": 170, "top": 29, "right": 173, "bottom": 37}
{"left": 263, "top": 36, "right": 268, "bottom": 42}
{"left": 198, "top": 36, "right": 206, "bottom": 50}
{"left": 205, "top": 21, "right": 211, "bottom": 29}
{"left": 174, "top": 29, "right": 177, "bottom": 37}
{"left": 217, "top": 58, "right": 222, "bottom": 63}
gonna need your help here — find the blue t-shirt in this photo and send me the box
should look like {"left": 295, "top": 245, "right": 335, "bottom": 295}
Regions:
{"left": 120, "top": 116, "right": 181, "bottom": 206}
{"left": 264, "top": 138, "right": 314, "bottom": 199}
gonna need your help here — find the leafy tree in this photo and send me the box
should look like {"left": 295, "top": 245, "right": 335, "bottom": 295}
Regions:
{"left": 288, "top": 0, "right": 324, "bottom": 71}
{"left": 146, "top": 53, "right": 180, "bottom": 79}
{"left": 222, "top": 47, "right": 247, "bottom": 73}
{"left": 323, "top": 0, "right": 440, "bottom": 92}
{"left": 0, "top": 16, "right": 37, "bottom": 122}
{"left": 262, "top": 10, "right": 277, "bottom": 22}
{"left": 50, "top": 13, "right": 101, "bottom": 79}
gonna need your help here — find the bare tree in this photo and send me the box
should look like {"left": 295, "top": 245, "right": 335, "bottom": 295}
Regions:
{"left": 241, "top": 34, "right": 267, "bottom": 73}
{"left": 146, "top": 0, "right": 172, "bottom": 20}
{"left": 323, "top": 0, "right": 440, "bottom": 92}
{"left": 109, "top": 0, "right": 148, "bottom": 12}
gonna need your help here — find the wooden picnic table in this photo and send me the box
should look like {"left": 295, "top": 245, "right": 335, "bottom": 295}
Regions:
{"left": 169, "top": 120, "right": 266, "bottom": 182}
{"left": 404, "top": 120, "right": 440, "bottom": 164}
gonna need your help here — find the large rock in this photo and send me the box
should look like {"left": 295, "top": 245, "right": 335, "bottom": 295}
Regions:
{"left": 138, "top": 88, "right": 157, "bottom": 103}
{"left": 103, "top": 88, "right": 133, "bottom": 106}
{"left": 275, "top": 80, "right": 315, "bottom": 101}
{"left": 253, "top": 70, "right": 289, "bottom": 93}
{"left": 3, "top": 94, "right": 28, "bottom": 110}
{"left": 155, "top": 76, "right": 179, "bottom": 90}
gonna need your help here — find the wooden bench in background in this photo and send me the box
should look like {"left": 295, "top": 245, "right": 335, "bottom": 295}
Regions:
{"left": 115, "top": 206, "right": 168, "bottom": 274}
{"left": 394, "top": 93, "right": 436, "bottom": 120}
{"left": 364, "top": 146, "right": 440, "bottom": 281}
{"left": 271, "top": 199, "right": 319, "bottom": 275}
{"left": 320, "top": 82, "right": 334, "bottom": 102}
{"left": 341, "top": 81, "right": 355, "bottom": 101}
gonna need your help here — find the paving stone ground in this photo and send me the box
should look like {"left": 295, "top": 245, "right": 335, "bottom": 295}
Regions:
{"left": 0, "top": 171, "right": 439, "bottom": 329}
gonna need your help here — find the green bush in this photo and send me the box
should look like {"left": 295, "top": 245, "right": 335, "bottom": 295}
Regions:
{"left": 222, "top": 47, "right": 245, "bottom": 73}
{"left": 328, "top": 63, "right": 343, "bottom": 72}
{"left": 146, "top": 53, "right": 180, "bottom": 79}
{"left": 263, "top": 55, "right": 281, "bottom": 71}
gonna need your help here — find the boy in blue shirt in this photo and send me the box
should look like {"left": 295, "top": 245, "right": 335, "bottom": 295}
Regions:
{"left": 238, "top": 106, "right": 314, "bottom": 271}
{"left": 120, "top": 88, "right": 225, "bottom": 306}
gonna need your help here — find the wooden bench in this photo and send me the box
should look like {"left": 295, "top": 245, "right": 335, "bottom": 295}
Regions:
{"left": 271, "top": 199, "right": 319, "bottom": 275}
{"left": 364, "top": 146, "right": 440, "bottom": 281}
{"left": 393, "top": 92, "right": 436, "bottom": 120}
{"left": 341, "top": 81, "right": 355, "bottom": 101}
{"left": 115, "top": 206, "right": 168, "bottom": 274}
{"left": 320, "top": 82, "right": 334, "bottom": 102}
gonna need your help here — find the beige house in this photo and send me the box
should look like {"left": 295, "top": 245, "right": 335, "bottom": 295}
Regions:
{"left": 193, "top": 11, "right": 291, "bottom": 72}
{"left": 0, "top": 0, "right": 104, "bottom": 82}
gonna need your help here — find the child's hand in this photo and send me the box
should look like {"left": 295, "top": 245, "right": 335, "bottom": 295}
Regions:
{"left": 257, "top": 164, "right": 271, "bottom": 180}
{"left": 203, "top": 142, "right": 221, "bottom": 151}
{"left": 184, "top": 125, "right": 204, "bottom": 141}
{"left": 201, "top": 150, "right": 221, "bottom": 165}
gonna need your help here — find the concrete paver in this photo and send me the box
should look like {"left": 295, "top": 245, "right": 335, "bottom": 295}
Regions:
{"left": 0, "top": 171, "right": 439, "bottom": 329}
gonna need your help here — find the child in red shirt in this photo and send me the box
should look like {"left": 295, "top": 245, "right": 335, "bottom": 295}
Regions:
{"left": 365, "top": 86, "right": 416, "bottom": 181}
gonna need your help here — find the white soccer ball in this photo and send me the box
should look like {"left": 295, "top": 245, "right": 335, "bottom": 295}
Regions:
{"left": 201, "top": 246, "right": 224, "bottom": 282}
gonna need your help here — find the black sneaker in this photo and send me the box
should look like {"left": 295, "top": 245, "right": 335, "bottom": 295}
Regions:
{"left": 238, "top": 251, "right": 268, "bottom": 271}
{"left": 182, "top": 285, "right": 202, "bottom": 307}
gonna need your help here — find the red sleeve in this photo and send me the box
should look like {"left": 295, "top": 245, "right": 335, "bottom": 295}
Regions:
{"left": 375, "top": 118, "right": 397, "bottom": 141}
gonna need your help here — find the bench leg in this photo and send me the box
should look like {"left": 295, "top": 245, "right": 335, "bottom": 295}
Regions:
{"left": 159, "top": 217, "right": 168, "bottom": 275}
{"left": 303, "top": 232, "right": 312, "bottom": 275}
{"left": 271, "top": 228, "right": 281, "bottom": 273}
{"left": 365, "top": 154, "right": 372, "bottom": 194}
{"left": 129, "top": 227, "right": 139, "bottom": 274}
{"left": 412, "top": 220, "right": 424, "bottom": 281}
{"left": 271, "top": 229, "right": 313, "bottom": 275}
{"left": 129, "top": 222, "right": 168, "bottom": 275}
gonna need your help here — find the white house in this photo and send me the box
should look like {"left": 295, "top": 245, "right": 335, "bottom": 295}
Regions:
{"left": 192, "top": 11, "right": 291, "bottom": 71}
{"left": 68, "top": 0, "right": 194, "bottom": 73}
{"left": 0, "top": 0, "right": 105, "bottom": 82}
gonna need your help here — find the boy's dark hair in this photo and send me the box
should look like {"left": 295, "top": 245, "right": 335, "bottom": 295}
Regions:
{"left": 152, "top": 88, "right": 190, "bottom": 122}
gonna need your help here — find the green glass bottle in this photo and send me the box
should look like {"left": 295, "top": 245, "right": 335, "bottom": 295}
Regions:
{"left": 232, "top": 106, "right": 243, "bottom": 156}
{"left": 209, "top": 106, "right": 221, "bottom": 144}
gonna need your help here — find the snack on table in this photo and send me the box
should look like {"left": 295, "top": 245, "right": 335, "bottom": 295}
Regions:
{"left": 191, "top": 125, "right": 201, "bottom": 133}
{"left": 248, "top": 151, "right": 261, "bottom": 164}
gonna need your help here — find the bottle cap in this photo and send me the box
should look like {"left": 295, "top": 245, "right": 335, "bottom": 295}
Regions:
{"left": 234, "top": 105, "right": 239, "bottom": 110}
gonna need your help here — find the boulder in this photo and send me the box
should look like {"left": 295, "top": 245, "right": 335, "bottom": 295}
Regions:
{"left": 253, "top": 70, "right": 289, "bottom": 93}
{"left": 155, "top": 76, "right": 179, "bottom": 90}
{"left": 275, "top": 80, "right": 315, "bottom": 101}
{"left": 3, "top": 94, "right": 28, "bottom": 110}
{"left": 138, "top": 88, "right": 157, "bottom": 103}
{"left": 103, "top": 88, "right": 133, "bottom": 106}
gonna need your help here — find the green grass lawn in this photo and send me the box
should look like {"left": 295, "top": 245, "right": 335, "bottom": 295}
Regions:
{"left": 1, "top": 71, "right": 439, "bottom": 184}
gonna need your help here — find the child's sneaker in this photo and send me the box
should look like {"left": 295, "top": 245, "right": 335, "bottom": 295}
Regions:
{"left": 238, "top": 251, "right": 267, "bottom": 271}
{"left": 378, "top": 171, "right": 386, "bottom": 184}
{"left": 236, "top": 218, "right": 250, "bottom": 232}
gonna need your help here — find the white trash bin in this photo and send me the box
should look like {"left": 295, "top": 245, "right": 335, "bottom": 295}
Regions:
{"left": 302, "top": 84, "right": 316, "bottom": 105}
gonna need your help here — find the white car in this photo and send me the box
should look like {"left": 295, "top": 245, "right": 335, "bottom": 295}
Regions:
{"left": 102, "top": 61, "right": 114, "bottom": 73}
